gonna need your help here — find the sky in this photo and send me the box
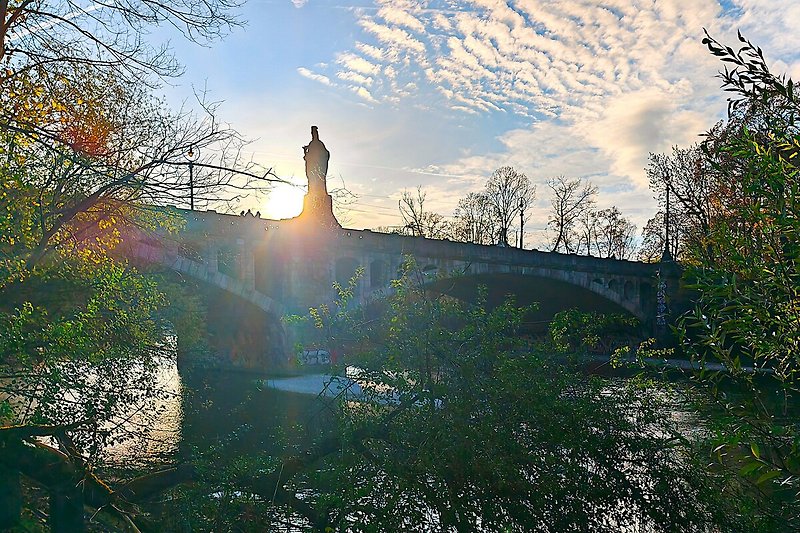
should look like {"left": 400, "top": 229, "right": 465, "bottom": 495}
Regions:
{"left": 160, "top": 0, "right": 800, "bottom": 246}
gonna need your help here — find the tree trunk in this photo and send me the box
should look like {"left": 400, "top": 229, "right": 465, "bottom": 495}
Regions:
{"left": 49, "top": 487, "right": 86, "bottom": 533}
{"left": 0, "top": 466, "right": 22, "bottom": 529}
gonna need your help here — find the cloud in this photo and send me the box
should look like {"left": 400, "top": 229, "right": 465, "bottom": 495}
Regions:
{"left": 351, "top": 85, "right": 378, "bottom": 103}
{"left": 336, "top": 52, "right": 381, "bottom": 76}
{"left": 290, "top": 0, "right": 800, "bottom": 231}
{"left": 574, "top": 89, "right": 711, "bottom": 187}
{"left": 297, "top": 67, "right": 332, "bottom": 86}
{"left": 337, "top": 71, "right": 374, "bottom": 86}
{"left": 726, "top": 1, "right": 800, "bottom": 56}
{"left": 316, "top": 1, "right": 733, "bottom": 124}
{"left": 291, "top": 0, "right": 308, "bottom": 8}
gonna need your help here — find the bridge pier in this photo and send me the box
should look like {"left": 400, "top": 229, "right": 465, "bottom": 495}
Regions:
{"left": 204, "top": 244, "right": 219, "bottom": 274}
{"left": 174, "top": 280, "right": 290, "bottom": 373}
{"left": 240, "top": 238, "right": 256, "bottom": 292}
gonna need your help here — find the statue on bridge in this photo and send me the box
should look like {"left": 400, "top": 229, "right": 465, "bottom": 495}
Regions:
{"left": 299, "top": 126, "right": 340, "bottom": 228}
{"left": 303, "top": 126, "right": 330, "bottom": 197}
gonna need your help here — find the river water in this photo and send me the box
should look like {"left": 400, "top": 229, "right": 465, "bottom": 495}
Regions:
{"left": 104, "top": 355, "right": 336, "bottom": 471}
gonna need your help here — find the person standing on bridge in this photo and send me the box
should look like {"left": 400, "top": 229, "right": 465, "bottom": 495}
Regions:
{"left": 303, "top": 126, "right": 330, "bottom": 197}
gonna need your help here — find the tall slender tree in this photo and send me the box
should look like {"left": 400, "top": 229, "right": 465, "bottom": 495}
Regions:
{"left": 398, "top": 187, "right": 450, "bottom": 239}
{"left": 451, "top": 191, "right": 496, "bottom": 245}
{"left": 644, "top": 145, "right": 710, "bottom": 261}
{"left": 485, "top": 166, "right": 536, "bottom": 246}
{"left": 546, "top": 175, "right": 597, "bottom": 253}
{"left": 593, "top": 206, "right": 637, "bottom": 259}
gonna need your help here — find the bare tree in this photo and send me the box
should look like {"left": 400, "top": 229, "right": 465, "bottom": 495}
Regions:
{"left": 638, "top": 209, "right": 691, "bottom": 262}
{"left": 547, "top": 176, "right": 597, "bottom": 253}
{"left": 1, "top": 67, "right": 281, "bottom": 269}
{"left": 575, "top": 209, "right": 599, "bottom": 256}
{"left": 639, "top": 213, "right": 667, "bottom": 262}
{"left": 451, "top": 191, "right": 495, "bottom": 245}
{"left": 645, "top": 145, "right": 714, "bottom": 261}
{"left": 485, "top": 166, "right": 536, "bottom": 246}
{"left": 593, "top": 207, "right": 637, "bottom": 259}
{"left": 398, "top": 187, "right": 450, "bottom": 239}
{"left": 0, "top": 0, "right": 242, "bottom": 84}
{"left": 1, "top": 0, "right": 246, "bottom": 179}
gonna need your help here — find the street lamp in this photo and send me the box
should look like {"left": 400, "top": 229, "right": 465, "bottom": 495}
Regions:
{"left": 661, "top": 174, "right": 673, "bottom": 262}
{"left": 184, "top": 145, "right": 199, "bottom": 210}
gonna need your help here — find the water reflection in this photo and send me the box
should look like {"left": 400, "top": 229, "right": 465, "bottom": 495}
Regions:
{"left": 180, "top": 370, "right": 327, "bottom": 459}
{"left": 104, "top": 356, "right": 184, "bottom": 469}
{"left": 107, "top": 356, "right": 336, "bottom": 469}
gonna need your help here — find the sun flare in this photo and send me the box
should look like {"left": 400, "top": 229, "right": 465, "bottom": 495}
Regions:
{"left": 263, "top": 184, "right": 305, "bottom": 220}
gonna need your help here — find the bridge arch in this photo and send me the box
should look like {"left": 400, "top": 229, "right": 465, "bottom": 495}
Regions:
{"left": 369, "top": 259, "right": 388, "bottom": 289}
{"left": 134, "top": 240, "right": 286, "bottom": 317}
{"left": 358, "top": 258, "right": 649, "bottom": 323}
{"left": 132, "top": 240, "right": 290, "bottom": 369}
{"left": 335, "top": 256, "right": 361, "bottom": 290}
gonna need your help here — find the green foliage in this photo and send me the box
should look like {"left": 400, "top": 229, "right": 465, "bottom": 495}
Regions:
{"left": 285, "top": 265, "right": 366, "bottom": 359}
{"left": 0, "top": 1, "right": 266, "bottom": 528}
{"left": 0, "top": 252, "right": 169, "bottom": 446}
{"left": 212, "top": 259, "right": 742, "bottom": 531}
{"left": 548, "top": 308, "right": 640, "bottom": 355}
{"left": 674, "top": 32, "right": 800, "bottom": 528}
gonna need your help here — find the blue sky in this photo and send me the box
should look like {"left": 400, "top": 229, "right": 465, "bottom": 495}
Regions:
{"left": 161, "top": 0, "right": 800, "bottom": 245}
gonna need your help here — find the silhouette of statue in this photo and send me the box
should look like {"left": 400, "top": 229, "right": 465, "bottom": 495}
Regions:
{"left": 303, "top": 126, "right": 329, "bottom": 196}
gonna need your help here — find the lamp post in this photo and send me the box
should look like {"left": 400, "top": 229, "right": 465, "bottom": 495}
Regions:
{"left": 661, "top": 174, "right": 673, "bottom": 262}
{"left": 519, "top": 198, "right": 525, "bottom": 249}
{"left": 184, "top": 145, "right": 199, "bottom": 210}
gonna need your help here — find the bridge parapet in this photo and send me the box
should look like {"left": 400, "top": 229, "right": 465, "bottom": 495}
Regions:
{"left": 152, "top": 208, "right": 679, "bottom": 330}
{"left": 132, "top": 240, "right": 284, "bottom": 317}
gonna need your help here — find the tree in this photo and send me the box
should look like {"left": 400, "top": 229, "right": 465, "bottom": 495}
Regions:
{"left": 644, "top": 145, "right": 710, "bottom": 262}
{"left": 450, "top": 191, "right": 495, "bottom": 245}
{"left": 0, "top": 184, "right": 175, "bottom": 529}
{"left": 485, "top": 166, "right": 535, "bottom": 246}
{"left": 0, "top": 1, "right": 285, "bottom": 528}
{"left": 593, "top": 206, "right": 637, "bottom": 259}
{"left": 0, "top": 0, "right": 241, "bottom": 84}
{"left": 170, "top": 260, "right": 744, "bottom": 531}
{"left": 398, "top": 186, "right": 450, "bottom": 239}
{"left": 668, "top": 31, "right": 800, "bottom": 528}
{"left": 0, "top": 0, "right": 246, "bottom": 173}
{"left": 546, "top": 175, "right": 597, "bottom": 253}
{"left": 575, "top": 207, "right": 599, "bottom": 256}
{"left": 1, "top": 66, "right": 280, "bottom": 271}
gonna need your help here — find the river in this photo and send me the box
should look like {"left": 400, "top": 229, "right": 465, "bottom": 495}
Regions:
{"left": 104, "top": 355, "right": 335, "bottom": 472}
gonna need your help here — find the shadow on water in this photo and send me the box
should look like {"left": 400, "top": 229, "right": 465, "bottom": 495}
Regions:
{"left": 105, "top": 354, "right": 336, "bottom": 472}
{"left": 179, "top": 368, "right": 333, "bottom": 462}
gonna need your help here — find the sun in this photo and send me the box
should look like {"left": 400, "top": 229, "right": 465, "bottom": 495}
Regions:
{"left": 263, "top": 184, "right": 305, "bottom": 220}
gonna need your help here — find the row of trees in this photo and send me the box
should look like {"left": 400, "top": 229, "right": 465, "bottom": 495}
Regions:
{"left": 386, "top": 169, "right": 639, "bottom": 259}
{"left": 392, "top": 166, "right": 535, "bottom": 247}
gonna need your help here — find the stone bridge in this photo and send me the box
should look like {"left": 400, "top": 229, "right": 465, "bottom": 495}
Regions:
{"left": 131, "top": 127, "right": 678, "bottom": 370}
{"left": 133, "top": 207, "right": 677, "bottom": 370}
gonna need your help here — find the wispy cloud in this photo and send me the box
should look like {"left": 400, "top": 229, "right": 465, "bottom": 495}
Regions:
{"left": 311, "top": 0, "right": 797, "bottom": 187}
{"left": 297, "top": 67, "right": 333, "bottom": 86}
